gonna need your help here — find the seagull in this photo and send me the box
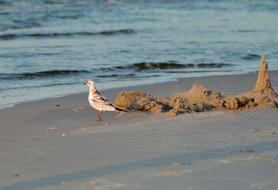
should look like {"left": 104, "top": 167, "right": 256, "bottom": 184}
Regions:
{"left": 84, "top": 80, "right": 127, "bottom": 121}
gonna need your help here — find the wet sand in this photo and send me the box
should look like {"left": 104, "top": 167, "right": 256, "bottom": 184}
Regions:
{"left": 0, "top": 71, "right": 278, "bottom": 190}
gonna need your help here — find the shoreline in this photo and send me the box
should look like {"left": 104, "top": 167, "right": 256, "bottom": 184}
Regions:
{"left": 2, "top": 70, "right": 278, "bottom": 112}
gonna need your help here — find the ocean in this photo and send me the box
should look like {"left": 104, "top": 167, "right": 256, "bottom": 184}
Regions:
{"left": 0, "top": 0, "right": 278, "bottom": 109}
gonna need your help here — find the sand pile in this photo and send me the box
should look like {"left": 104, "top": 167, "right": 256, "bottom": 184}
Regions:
{"left": 114, "top": 55, "right": 278, "bottom": 115}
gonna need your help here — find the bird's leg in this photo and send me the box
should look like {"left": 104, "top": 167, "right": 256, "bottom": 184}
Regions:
{"left": 97, "top": 111, "right": 103, "bottom": 121}
{"left": 97, "top": 112, "right": 101, "bottom": 121}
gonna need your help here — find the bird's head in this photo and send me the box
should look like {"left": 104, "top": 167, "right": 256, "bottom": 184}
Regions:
{"left": 83, "top": 80, "right": 95, "bottom": 88}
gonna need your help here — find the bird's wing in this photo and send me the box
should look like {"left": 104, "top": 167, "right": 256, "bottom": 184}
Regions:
{"left": 92, "top": 90, "right": 115, "bottom": 107}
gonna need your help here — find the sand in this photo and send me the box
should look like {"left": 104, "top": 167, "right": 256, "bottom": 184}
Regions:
{"left": 0, "top": 68, "right": 278, "bottom": 189}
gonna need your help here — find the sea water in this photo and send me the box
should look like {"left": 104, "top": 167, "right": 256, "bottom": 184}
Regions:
{"left": 0, "top": 0, "right": 278, "bottom": 108}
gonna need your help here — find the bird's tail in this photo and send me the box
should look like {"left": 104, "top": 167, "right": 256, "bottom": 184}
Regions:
{"left": 115, "top": 107, "right": 128, "bottom": 112}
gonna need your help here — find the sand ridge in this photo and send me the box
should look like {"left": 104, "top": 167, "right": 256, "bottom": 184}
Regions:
{"left": 114, "top": 55, "right": 278, "bottom": 115}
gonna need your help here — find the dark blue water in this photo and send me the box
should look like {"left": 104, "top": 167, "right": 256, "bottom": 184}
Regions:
{"left": 0, "top": 0, "right": 278, "bottom": 108}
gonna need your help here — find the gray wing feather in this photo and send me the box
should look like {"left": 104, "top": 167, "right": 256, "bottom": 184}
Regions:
{"left": 91, "top": 91, "right": 115, "bottom": 108}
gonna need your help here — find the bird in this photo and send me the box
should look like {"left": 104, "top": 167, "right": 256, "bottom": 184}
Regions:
{"left": 84, "top": 80, "right": 127, "bottom": 121}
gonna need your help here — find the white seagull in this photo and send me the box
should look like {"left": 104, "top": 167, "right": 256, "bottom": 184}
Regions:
{"left": 84, "top": 80, "right": 127, "bottom": 121}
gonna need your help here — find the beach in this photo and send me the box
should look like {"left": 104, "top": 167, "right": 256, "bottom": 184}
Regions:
{"left": 0, "top": 71, "right": 278, "bottom": 190}
{"left": 1, "top": 0, "right": 278, "bottom": 189}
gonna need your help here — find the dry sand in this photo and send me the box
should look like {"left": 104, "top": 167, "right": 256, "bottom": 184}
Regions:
{"left": 0, "top": 69, "right": 278, "bottom": 190}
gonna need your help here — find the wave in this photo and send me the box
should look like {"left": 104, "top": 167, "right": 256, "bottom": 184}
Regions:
{"left": 242, "top": 54, "right": 260, "bottom": 60}
{"left": 0, "top": 62, "right": 233, "bottom": 81}
{"left": 130, "top": 62, "right": 232, "bottom": 70}
{"left": 0, "top": 1, "right": 14, "bottom": 6}
{"left": 0, "top": 70, "right": 90, "bottom": 80}
{"left": 44, "top": 0, "right": 65, "bottom": 5}
{"left": 97, "top": 73, "right": 161, "bottom": 79}
{"left": 132, "top": 62, "right": 190, "bottom": 70}
{"left": 235, "top": 29, "right": 262, "bottom": 33}
{"left": 0, "top": 52, "right": 61, "bottom": 58}
{"left": 0, "top": 17, "right": 41, "bottom": 32}
{"left": 196, "top": 63, "right": 232, "bottom": 68}
{"left": 97, "top": 73, "right": 136, "bottom": 78}
{"left": 0, "top": 29, "right": 135, "bottom": 40}
{"left": 0, "top": 11, "right": 10, "bottom": 15}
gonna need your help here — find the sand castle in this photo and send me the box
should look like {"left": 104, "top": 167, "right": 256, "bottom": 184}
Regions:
{"left": 114, "top": 55, "right": 278, "bottom": 115}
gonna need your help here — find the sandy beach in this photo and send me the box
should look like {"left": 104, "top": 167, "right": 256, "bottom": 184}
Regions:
{"left": 0, "top": 71, "right": 278, "bottom": 190}
{"left": 1, "top": 1, "right": 278, "bottom": 189}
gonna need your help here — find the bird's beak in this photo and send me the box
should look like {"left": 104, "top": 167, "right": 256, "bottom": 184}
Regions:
{"left": 83, "top": 82, "right": 86, "bottom": 85}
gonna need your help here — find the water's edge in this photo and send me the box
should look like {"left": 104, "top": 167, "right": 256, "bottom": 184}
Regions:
{"left": 2, "top": 70, "right": 270, "bottom": 111}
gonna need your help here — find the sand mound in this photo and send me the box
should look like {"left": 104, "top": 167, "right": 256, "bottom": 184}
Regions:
{"left": 114, "top": 55, "right": 278, "bottom": 115}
